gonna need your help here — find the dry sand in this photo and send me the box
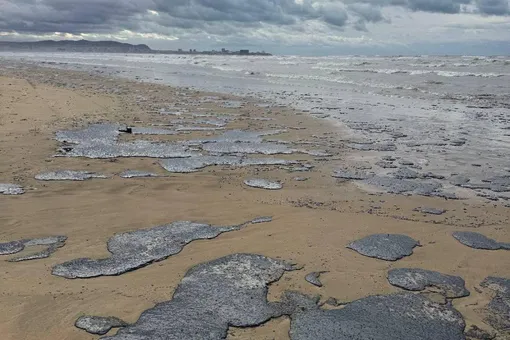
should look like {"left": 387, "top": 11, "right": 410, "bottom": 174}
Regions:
{"left": 0, "top": 65, "right": 509, "bottom": 340}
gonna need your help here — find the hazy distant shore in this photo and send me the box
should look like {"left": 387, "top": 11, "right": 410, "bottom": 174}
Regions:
{"left": 0, "top": 39, "right": 271, "bottom": 55}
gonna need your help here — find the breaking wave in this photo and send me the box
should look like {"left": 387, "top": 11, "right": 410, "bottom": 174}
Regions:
{"left": 209, "top": 65, "right": 246, "bottom": 72}
{"left": 265, "top": 72, "right": 427, "bottom": 92}
{"left": 312, "top": 66, "right": 506, "bottom": 77}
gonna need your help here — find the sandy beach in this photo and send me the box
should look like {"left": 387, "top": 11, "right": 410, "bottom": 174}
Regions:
{"left": 1, "top": 65, "right": 509, "bottom": 340}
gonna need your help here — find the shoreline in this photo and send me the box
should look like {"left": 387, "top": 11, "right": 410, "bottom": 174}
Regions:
{"left": 1, "top": 64, "right": 509, "bottom": 339}
{"left": 3, "top": 54, "right": 509, "bottom": 201}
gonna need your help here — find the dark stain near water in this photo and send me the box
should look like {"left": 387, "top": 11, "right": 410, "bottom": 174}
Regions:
{"left": 347, "top": 142, "right": 397, "bottom": 152}
{"left": 481, "top": 277, "right": 510, "bottom": 295}
{"left": 0, "top": 183, "right": 24, "bottom": 195}
{"left": 202, "top": 141, "right": 295, "bottom": 155}
{"left": 330, "top": 169, "right": 460, "bottom": 198}
{"left": 332, "top": 168, "right": 372, "bottom": 180}
{"left": 160, "top": 155, "right": 297, "bottom": 173}
{"left": 363, "top": 176, "right": 442, "bottom": 195}
{"left": 130, "top": 127, "right": 179, "bottom": 135}
{"left": 304, "top": 271, "right": 328, "bottom": 287}
{"left": 244, "top": 178, "right": 283, "bottom": 190}
{"left": 55, "top": 124, "right": 311, "bottom": 174}
{"left": 118, "top": 170, "right": 160, "bottom": 178}
{"left": 35, "top": 170, "right": 108, "bottom": 181}
{"left": 392, "top": 167, "right": 420, "bottom": 179}
{"left": 347, "top": 234, "right": 420, "bottom": 261}
{"left": 81, "top": 254, "right": 467, "bottom": 340}
{"left": 480, "top": 276, "right": 510, "bottom": 332}
{"left": 452, "top": 231, "right": 510, "bottom": 250}
{"left": 375, "top": 160, "right": 399, "bottom": 169}
{"left": 100, "top": 254, "right": 298, "bottom": 340}
{"left": 0, "top": 236, "right": 67, "bottom": 262}
{"left": 288, "top": 291, "right": 466, "bottom": 340}
{"left": 75, "top": 316, "right": 129, "bottom": 335}
{"left": 55, "top": 123, "right": 197, "bottom": 159}
{"left": 388, "top": 268, "right": 470, "bottom": 298}
{"left": 60, "top": 139, "right": 196, "bottom": 159}
{"left": 413, "top": 207, "right": 447, "bottom": 215}
{"left": 52, "top": 218, "right": 272, "bottom": 279}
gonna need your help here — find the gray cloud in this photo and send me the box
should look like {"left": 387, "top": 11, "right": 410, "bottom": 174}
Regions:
{"left": 318, "top": 3, "right": 349, "bottom": 26}
{"left": 475, "top": 0, "right": 510, "bottom": 14}
{"left": 349, "top": 3, "right": 384, "bottom": 22}
{"left": 0, "top": 0, "right": 345, "bottom": 35}
{"left": 0, "top": 0, "right": 509, "bottom": 44}
{"left": 0, "top": 0, "right": 148, "bottom": 34}
{"left": 343, "top": 0, "right": 508, "bottom": 14}
{"left": 153, "top": 0, "right": 305, "bottom": 25}
{"left": 348, "top": 3, "right": 385, "bottom": 31}
{"left": 406, "top": 0, "right": 469, "bottom": 14}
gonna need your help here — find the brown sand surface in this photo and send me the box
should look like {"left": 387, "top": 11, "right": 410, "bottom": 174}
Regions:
{"left": 0, "top": 66, "right": 509, "bottom": 340}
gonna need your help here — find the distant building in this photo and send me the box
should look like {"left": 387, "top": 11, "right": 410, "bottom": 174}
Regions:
{"left": 178, "top": 48, "right": 182, "bottom": 52}
{"left": 239, "top": 49, "right": 249, "bottom": 55}
{"left": 221, "top": 48, "right": 226, "bottom": 53}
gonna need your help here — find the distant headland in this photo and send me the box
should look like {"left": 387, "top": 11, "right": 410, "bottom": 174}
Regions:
{"left": 0, "top": 40, "right": 272, "bottom": 56}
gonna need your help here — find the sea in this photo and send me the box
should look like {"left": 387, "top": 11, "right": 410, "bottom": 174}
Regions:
{"left": 1, "top": 52, "right": 509, "bottom": 196}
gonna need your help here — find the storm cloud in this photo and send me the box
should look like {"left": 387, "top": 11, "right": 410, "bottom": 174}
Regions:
{"left": 348, "top": 3, "right": 385, "bottom": 31}
{"left": 0, "top": 0, "right": 148, "bottom": 33}
{"left": 0, "top": 0, "right": 509, "bottom": 52}
{"left": 1, "top": 0, "right": 509, "bottom": 35}
{"left": 406, "top": 0, "right": 470, "bottom": 14}
{"left": 475, "top": 0, "right": 510, "bottom": 14}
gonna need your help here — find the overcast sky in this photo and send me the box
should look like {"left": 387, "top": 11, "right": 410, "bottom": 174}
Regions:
{"left": 1, "top": 0, "right": 509, "bottom": 55}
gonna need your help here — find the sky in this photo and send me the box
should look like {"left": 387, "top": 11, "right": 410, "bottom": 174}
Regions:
{"left": 0, "top": 0, "right": 509, "bottom": 55}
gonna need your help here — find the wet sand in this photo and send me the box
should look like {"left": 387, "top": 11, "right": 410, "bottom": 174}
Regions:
{"left": 0, "top": 66, "right": 509, "bottom": 340}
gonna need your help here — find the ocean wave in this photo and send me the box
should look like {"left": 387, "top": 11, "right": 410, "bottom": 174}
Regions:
{"left": 314, "top": 67, "right": 408, "bottom": 74}
{"left": 314, "top": 62, "right": 355, "bottom": 68}
{"left": 315, "top": 61, "right": 372, "bottom": 67}
{"left": 406, "top": 68, "right": 507, "bottom": 77}
{"left": 409, "top": 69, "right": 505, "bottom": 77}
{"left": 265, "top": 72, "right": 418, "bottom": 91}
{"left": 313, "top": 66, "right": 506, "bottom": 78}
{"left": 408, "top": 70, "right": 432, "bottom": 75}
{"left": 209, "top": 65, "right": 246, "bottom": 72}
{"left": 265, "top": 72, "right": 348, "bottom": 83}
{"left": 410, "top": 69, "right": 506, "bottom": 77}
{"left": 408, "top": 63, "right": 446, "bottom": 68}
{"left": 435, "top": 71, "right": 505, "bottom": 77}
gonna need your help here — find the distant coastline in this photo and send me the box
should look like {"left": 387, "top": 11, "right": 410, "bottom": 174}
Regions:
{"left": 0, "top": 39, "right": 272, "bottom": 56}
